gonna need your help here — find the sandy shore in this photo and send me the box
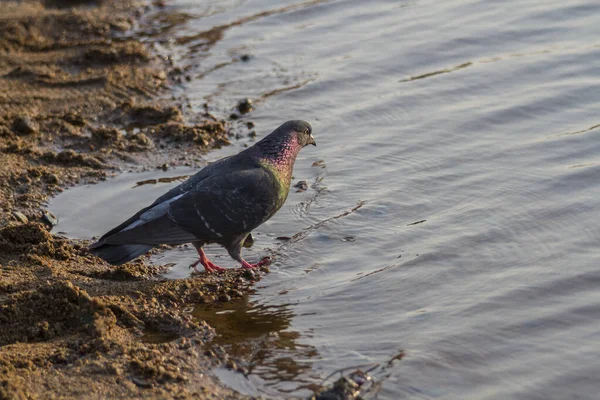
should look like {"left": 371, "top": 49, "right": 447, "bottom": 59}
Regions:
{"left": 0, "top": 1, "right": 257, "bottom": 398}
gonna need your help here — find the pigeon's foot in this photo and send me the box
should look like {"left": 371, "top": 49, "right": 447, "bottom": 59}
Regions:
{"left": 241, "top": 256, "right": 272, "bottom": 269}
{"left": 204, "top": 261, "right": 227, "bottom": 273}
{"left": 189, "top": 259, "right": 226, "bottom": 273}
{"left": 190, "top": 249, "right": 227, "bottom": 274}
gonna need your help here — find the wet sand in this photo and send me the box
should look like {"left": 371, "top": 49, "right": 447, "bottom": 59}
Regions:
{"left": 0, "top": 1, "right": 253, "bottom": 398}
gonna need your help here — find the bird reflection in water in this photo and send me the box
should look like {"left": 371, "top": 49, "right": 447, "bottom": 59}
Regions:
{"left": 194, "top": 293, "right": 321, "bottom": 395}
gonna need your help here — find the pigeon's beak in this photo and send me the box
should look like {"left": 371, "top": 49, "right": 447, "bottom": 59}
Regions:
{"left": 309, "top": 134, "right": 316, "bottom": 146}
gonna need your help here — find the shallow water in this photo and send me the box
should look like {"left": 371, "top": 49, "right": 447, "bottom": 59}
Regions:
{"left": 51, "top": 0, "right": 600, "bottom": 398}
{"left": 49, "top": 168, "right": 196, "bottom": 240}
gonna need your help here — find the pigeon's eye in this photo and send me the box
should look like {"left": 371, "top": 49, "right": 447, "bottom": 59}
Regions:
{"left": 304, "top": 128, "right": 310, "bottom": 134}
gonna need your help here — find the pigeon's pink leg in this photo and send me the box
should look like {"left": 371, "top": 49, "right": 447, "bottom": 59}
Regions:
{"left": 241, "top": 256, "right": 272, "bottom": 269}
{"left": 191, "top": 248, "right": 226, "bottom": 273}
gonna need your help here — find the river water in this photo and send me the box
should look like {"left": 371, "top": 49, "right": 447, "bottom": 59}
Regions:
{"left": 51, "top": 0, "right": 600, "bottom": 398}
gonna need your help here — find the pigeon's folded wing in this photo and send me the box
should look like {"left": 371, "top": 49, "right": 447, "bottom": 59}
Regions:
{"left": 91, "top": 158, "right": 235, "bottom": 245}
{"left": 95, "top": 167, "right": 279, "bottom": 246}
{"left": 168, "top": 167, "right": 280, "bottom": 240}
{"left": 101, "top": 213, "right": 198, "bottom": 245}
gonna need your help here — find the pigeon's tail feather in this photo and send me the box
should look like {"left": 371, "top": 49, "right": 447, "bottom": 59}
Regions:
{"left": 89, "top": 243, "right": 155, "bottom": 265}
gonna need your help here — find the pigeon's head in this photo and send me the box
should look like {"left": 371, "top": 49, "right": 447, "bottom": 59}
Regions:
{"left": 275, "top": 120, "right": 316, "bottom": 148}
{"left": 252, "top": 120, "right": 316, "bottom": 165}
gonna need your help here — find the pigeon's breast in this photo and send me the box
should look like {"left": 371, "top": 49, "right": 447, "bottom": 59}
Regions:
{"left": 258, "top": 160, "right": 292, "bottom": 208}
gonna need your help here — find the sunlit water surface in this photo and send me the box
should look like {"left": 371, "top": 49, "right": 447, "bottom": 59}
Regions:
{"left": 51, "top": 0, "right": 600, "bottom": 398}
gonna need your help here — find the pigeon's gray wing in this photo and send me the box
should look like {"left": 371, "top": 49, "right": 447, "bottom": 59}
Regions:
{"left": 92, "top": 157, "right": 233, "bottom": 244}
{"left": 100, "top": 166, "right": 280, "bottom": 245}
{"left": 98, "top": 194, "right": 198, "bottom": 246}
{"left": 169, "top": 167, "right": 281, "bottom": 240}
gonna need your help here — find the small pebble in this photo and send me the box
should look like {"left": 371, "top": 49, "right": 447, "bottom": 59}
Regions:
{"left": 13, "top": 115, "right": 38, "bottom": 135}
{"left": 41, "top": 211, "right": 58, "bottom": 228}
{"left": 204, "top": 349, "right": 216, "bottom": 358}
{"left": 240, "top": 54, "right": 251, "bottom": 62}
{"left": 246, "top": 121, "right": 255, "bottom": 129}
{"left": 294, "top": 180, "right": 308, "bottom": 192}
{"left": 45, "top": 173, "right": 59, "bottom": 184}
{"left": 236, "top": 98, "right": 253, "bottom": 114}
{"left": 225, "top": 360, "right": 237, "bottom": 370}
{"left": 131, "top": 377, "right": 152, "bottom": 388}
{"left": 11, "top": 211, "right": 28, "bottom": 224}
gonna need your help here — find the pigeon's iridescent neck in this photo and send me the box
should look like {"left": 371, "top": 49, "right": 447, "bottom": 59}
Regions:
{"left": 257, "top": 135, "right": 302, "bottom": 189}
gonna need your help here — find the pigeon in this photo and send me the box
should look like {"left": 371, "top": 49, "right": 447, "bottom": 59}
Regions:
{"left": 89, "top": 120, "right": 316, "bottom": 273}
